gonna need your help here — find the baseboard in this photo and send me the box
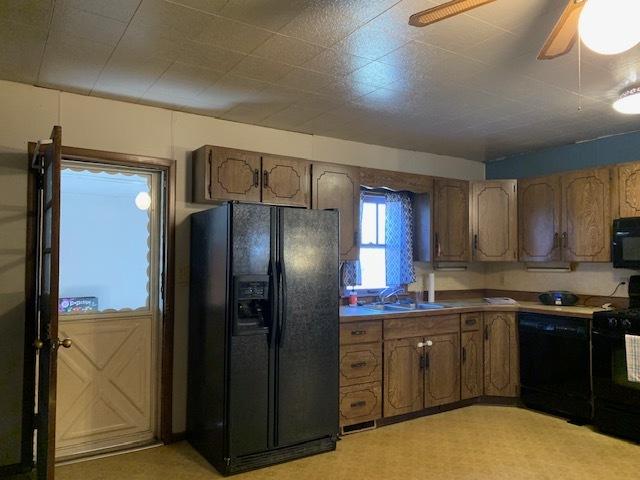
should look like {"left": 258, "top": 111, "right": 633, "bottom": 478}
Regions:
{"left": 168, "top": 431, "right": 186, "bottom": 443}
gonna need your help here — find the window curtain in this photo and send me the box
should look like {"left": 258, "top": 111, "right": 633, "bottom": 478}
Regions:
{"left": 384, "top": 191, "right": 415, "bottom": 286}
{"left": 340, "top": 190, "right": 366, "bottom": 288}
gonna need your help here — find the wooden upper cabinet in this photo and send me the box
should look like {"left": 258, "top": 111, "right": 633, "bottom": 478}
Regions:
{"left": 261, "top": 155, "right": 310, "bottom": 207}
{"left": 383, "top": 337, "right": 424, "bottom": 417}
{"left": 561, "top": 167, "right": 611, "bottom": 262}
{"left": 615, "top": 162, "right": 640, "bottom": 218}
{"left": 518, "top": 175, "right": 562, "bottom": 262}
{"left": 424, "top": 333, "right": 460, "bottom": 408}
{"left": 433, "top": 178, "right": 469, "bottom": 262}
{"left": 193, "top": 146, "right": 261, "bottom": 203}
{"left": 483, "top": 312, "right": 519, "bottom": 397}
{"left": 470, "top": 180, "right": 518, "bottom": 261}
{"left": 311, "top": 162, "right": 360, "bottom": 261}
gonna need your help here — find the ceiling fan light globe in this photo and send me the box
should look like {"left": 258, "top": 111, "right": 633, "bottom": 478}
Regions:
{"left": 579, "top": 0, "right": 640, "bottom": 55}
{"left": 613, "top": 86, "right": 640, "bottom": 114}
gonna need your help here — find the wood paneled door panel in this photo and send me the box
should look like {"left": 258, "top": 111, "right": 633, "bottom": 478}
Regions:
{"left": 195, "top": 146, "right": 261, "bottom": 203}
{"left": 312, "top": 162, "right": 360, "bottom": 260}
{"left": 483, "top": 312, "right": 519, "bottom": 397}
{"left": 433, "top": 178, "right": 470, "bottom": 262}
{"left": 616, "top": 163, "right": 640, "bottom": 218}
{"left": 339, "top": 382, "right": 382, "bottom": 427}
{"left": 461, "top": 330, "right": 483, "bottom": 400}
{"left": 383, "top": 337, "right": 424, "bottom": 417}
{"left": 561, "top": 168, "right": 611, "bottom": 262}
{"left": 261, "top": 155, "right": 310, "bottom": 207}
{"left": 471, "top": 180, "right": 517, "bottom": 261}
{"left": 55, "top": 314, "right": 156, "bottom": 458}
{"left": 518, "top": 175, "right": 562, "bottom": 262}
{"left": 424, "top": 333, "right": 460, "bottom": 408}
{"left": 340, "top": 343, "right": 382, "bottom": 387}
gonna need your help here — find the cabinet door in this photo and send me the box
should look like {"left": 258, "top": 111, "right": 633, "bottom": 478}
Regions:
{"left": 261, "top": 155, "right": 310, "bottom": 207}
{"left": 424, "top": 333, "right": 460, "bottom": 408}
{"left": 311, "top": 163, "right": 360, "bottom": 261}
{"left": 518, "top": 175, "right": 562, "bottom": 262}
{"left": 615, "top": 163, "right": 640, "bottom": 218}
{"left": 483, "top": 312, "right": 519, "bottom": 397}
{"left": 461, "top": 330, "right": 483, "bottom": 400}
{"left": 195, "top": 146, "right": 261, "bottom": 203}
{"left": 561, "top": 168, "right": 611, "bottom": 262}
{"left": 433, "top": 178, "right": 470, "bottom": 262}
{"left": 383, "top": 337, "right": 424, "bottom": 417}
{"left": 471, "top": 180, "right": 517, "bottom": 261}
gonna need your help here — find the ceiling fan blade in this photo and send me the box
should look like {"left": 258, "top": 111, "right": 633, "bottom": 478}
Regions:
{"left": 409, "top": 0, "right": 498, "bottom": 27}
{"left": 537, "top": 0, "right": 586, "bottom": 60}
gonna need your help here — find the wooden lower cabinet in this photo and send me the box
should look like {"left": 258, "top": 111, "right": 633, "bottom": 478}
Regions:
{"left": 424, "top": 333, "right": 460, "bottom": 407}
{"left": 383, "top": 337, "right": 424, "bottom": 417}
{"left": 339, "top": 320, "right": 383, "bottom": 429}
{"left": 483, "top": 312, "right": 519, "bottom": 397}
{"left": 339, "top": 382, "right": 382, "bottom": 427}
{"left": 461, "top": 330, "right": 483, "bottom": 400}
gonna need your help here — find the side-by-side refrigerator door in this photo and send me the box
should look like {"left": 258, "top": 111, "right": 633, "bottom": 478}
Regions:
{"left": 227, "top": 203, "right": 274, "bottom": 457}
{"left": 276, "top": 208, "right": 340, "bottom": 447}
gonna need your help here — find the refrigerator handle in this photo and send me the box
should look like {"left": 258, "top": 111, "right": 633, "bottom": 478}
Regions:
{"left": 268, "top": 257, "right": 277, "bottom": 347}
{"left": 269, "top": 207, "right": 278, "bottom": 348}
{"left": 279, "top": 257, "right": 288, "bottom": 345}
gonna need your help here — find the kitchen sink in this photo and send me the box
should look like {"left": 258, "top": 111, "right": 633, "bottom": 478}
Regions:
{"left": 362, "top": 302, "right": 446, "bottom": 312}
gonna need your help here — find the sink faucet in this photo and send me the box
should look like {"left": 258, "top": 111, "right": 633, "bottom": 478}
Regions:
{"left": 378, "top": 287, "right": 404, "bottom": 304}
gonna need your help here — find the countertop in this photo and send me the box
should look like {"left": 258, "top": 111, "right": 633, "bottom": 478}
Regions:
{"left": 339, "top": 299, "right": 606, "bottom": 323}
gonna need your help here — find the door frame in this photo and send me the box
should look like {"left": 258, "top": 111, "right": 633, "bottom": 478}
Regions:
{"left": 24, "top": 145, "right": 176, "bottom": 469}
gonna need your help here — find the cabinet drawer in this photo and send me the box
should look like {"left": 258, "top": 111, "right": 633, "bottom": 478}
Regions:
{"left": 340, "top": 321, "right": 382, "bottom": 345}
{"left": 339, "top": 382, "right": 382, "bottom": 427}
{"left": 384, "top": 314, "right": 460, "bottom": 340}
{"left": 340, "top": 343, "right": 382, "bottom": 387}
{"left": 461, "top": 312, "right": 482, "bottom": 332}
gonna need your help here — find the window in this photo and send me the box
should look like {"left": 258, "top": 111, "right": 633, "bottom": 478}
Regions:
{"left": 358, "top": 194, "right": 387, "bottom": 290}
{"left": 59, "top": 166, "right": 153, "bottom": 312}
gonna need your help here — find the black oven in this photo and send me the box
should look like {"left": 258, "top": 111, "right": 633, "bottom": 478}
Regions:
{"left": 612, "top": 217, "right": 640, "bottom": 268}
{"left": 592, "top": 311, "right": 640, "bottom": 441}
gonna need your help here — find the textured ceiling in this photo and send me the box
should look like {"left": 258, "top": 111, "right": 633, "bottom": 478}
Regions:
{"left": 2, "top": 0, "right": 640, "bottom": 161}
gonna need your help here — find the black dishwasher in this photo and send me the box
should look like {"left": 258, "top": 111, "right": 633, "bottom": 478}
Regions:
{"left": 518, "top": 313, "right": 591, "bottom": 421}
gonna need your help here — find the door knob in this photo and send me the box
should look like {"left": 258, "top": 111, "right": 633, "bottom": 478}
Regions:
{"left": 57, "top": 338, "right": 72, "bottom": 349}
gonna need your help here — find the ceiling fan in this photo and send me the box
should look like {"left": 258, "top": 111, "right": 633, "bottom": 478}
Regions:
{"left": 408, "top": 0, "right": 640, "bottom": 60}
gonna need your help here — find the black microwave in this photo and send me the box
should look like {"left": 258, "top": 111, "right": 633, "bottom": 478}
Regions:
{"left": 612, "top": 218, "right": 640, "bottom": 268}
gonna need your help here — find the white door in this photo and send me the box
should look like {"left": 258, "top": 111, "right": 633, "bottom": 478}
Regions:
{"left": 54, "top": 163, "right": 162, "bottom": 460}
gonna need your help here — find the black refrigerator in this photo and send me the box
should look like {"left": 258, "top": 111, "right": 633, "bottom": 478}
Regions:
{"left": 188, "top": 202, "right": 340, "bottom": 475}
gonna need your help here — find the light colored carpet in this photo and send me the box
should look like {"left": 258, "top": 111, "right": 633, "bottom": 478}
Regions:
{"left": 56, "top": 405, "right": 639, "bottom": 480}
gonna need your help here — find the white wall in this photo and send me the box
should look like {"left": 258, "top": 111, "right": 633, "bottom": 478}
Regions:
{"left": 0, "top": 80, "right": 485, "bottom": 436}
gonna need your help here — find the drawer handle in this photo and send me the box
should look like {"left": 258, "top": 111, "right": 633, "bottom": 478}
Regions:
{"left": 351, "top": 330, "right": 367, "bottom": 336}
{"left": 465, "top": 318, "right": 477, "bottom": 326}
{"left": 350, "top": 400, "right": 366, "bottom": 408}
{"left": 351, "top": 361, "right": 367, "bottom": 369}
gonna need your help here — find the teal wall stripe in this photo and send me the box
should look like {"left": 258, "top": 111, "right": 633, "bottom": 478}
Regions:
{"left": 486, "top": 130, "right": 640, "bottom": 179}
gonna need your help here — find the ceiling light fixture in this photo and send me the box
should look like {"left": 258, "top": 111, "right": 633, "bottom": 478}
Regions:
{"left": 579, "top": 0, "right": 640, "bottom": 55}
{"left": 613, "top": 85, "right": 640, "bottom": 114}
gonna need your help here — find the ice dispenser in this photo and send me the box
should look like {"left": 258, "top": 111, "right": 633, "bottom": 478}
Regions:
{"left": 233, "top": 275, "right": 270, "bottom": 335}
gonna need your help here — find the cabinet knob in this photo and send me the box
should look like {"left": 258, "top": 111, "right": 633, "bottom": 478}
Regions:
{"left": 417, "top": 340, "right": 433, "bottom": 348}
